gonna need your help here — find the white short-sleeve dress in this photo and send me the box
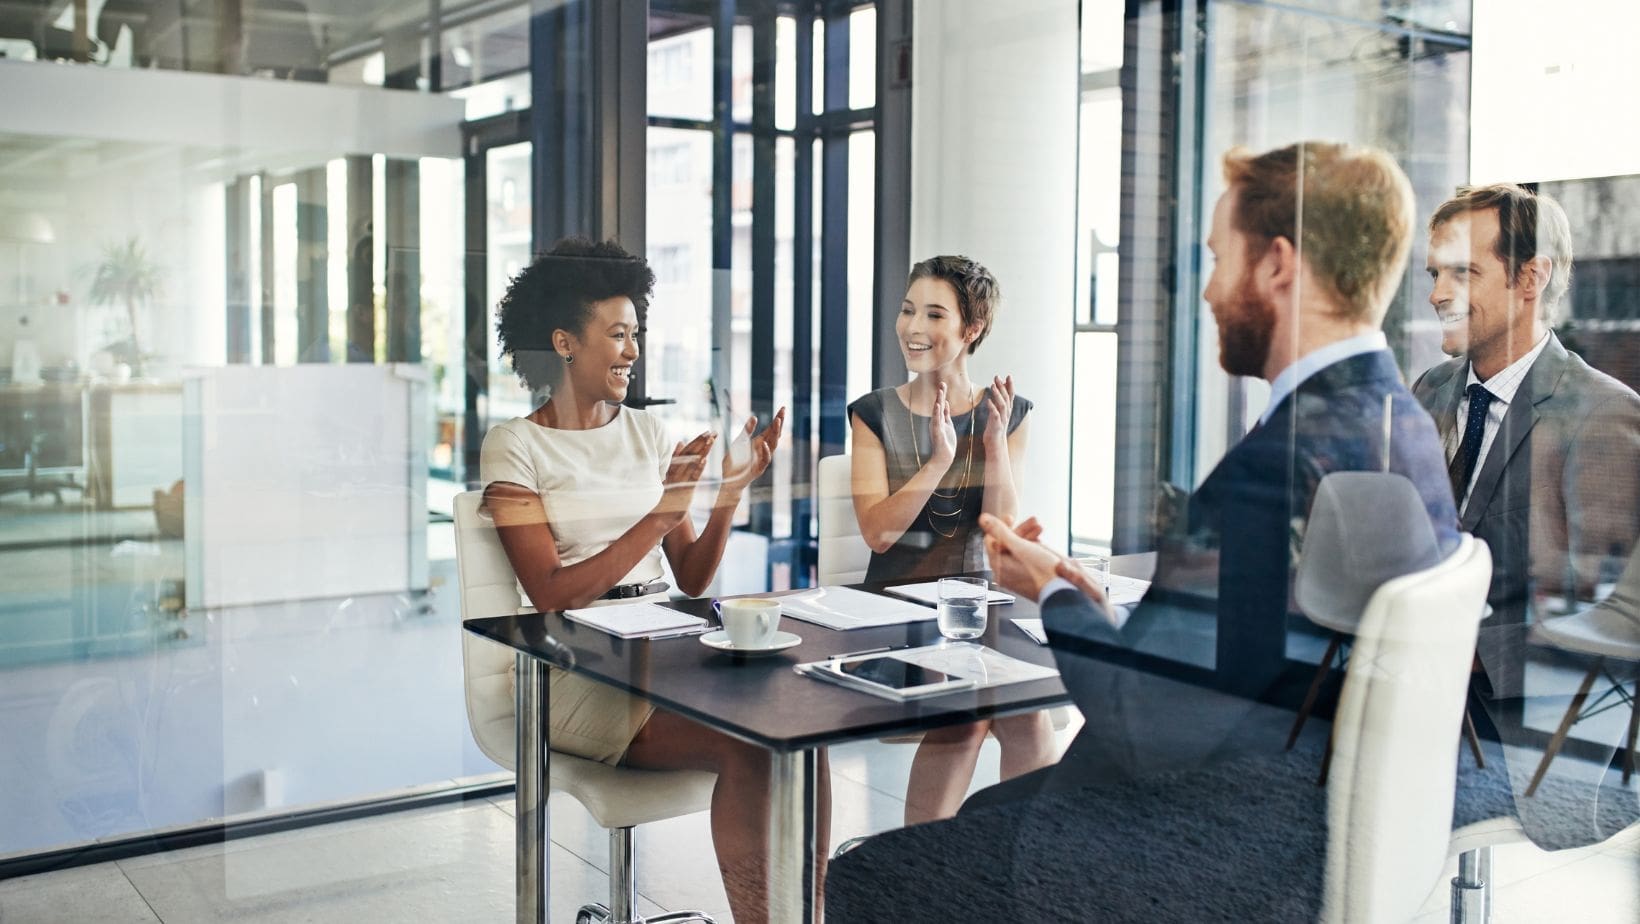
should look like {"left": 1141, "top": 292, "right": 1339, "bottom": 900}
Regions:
{"left": 479, "top": 406, "right": 672, "bottom": 765}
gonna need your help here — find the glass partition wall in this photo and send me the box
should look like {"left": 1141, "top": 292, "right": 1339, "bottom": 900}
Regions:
{"left": 0, "top": 0, "right": 883, "bottom": 869}
{"left": 1, "top": 1, "right": 1636, "bottom": 921}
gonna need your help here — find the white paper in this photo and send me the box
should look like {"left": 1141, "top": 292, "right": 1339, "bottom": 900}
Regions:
{"left": 883, "top": 581, "right": 1015, "bottom": 607}
{"left": 1102, "top": 574, "right": 1150, "bottom": 607}
{"left": 779, "top": 586, "right": 937, "bottom": 630}
{"left": 897, "top": 642, "right": 1058, "bottom": 686}
{"left": 563, "top": 602, "right": 706, "bottom": 638}
{"left": 1011, "top": 618, "right": 1048, "bottom": 645}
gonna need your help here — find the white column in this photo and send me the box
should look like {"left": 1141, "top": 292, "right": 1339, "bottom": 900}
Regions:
{"left": 910, "top": 0, "right": 1080, "bottom": 549}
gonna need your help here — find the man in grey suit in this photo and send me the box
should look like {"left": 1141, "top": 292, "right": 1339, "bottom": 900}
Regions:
{"left": 1415, "top": 183, "right": 1640, "bottom": 846}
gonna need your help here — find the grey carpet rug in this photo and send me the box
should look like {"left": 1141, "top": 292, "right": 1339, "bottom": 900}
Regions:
{"left": 826, "top": 740, "right": 1639, "bottom": 923}
{"left": 827, "top": 745, "right": 1330, "bottom": 923}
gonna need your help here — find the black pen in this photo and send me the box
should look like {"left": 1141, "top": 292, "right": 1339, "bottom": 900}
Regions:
{"left": 828, "top": 644, "right": 899, "bottom": 660}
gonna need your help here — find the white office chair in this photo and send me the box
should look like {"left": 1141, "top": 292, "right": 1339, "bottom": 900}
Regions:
{"left": 1443, "top": 547, "right": 1640, "bottom": 922}
{"left": 816, "top": 453, "right": 871, "bottom": 586}
{"left": 454, "top": 491, "right": 718, "bottom": 924}
{"left": 1321, "top": 533, "right": 1492, "bottom": 924}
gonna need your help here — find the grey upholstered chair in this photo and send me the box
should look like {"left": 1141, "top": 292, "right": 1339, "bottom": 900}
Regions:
{"left": 1287, "top": 471, "right": 1486, "bottom": 783}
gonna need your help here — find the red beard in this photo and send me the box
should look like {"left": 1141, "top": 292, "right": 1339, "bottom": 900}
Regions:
{"left": 1217, "top": 273, "right": 1275, "bottom": 378}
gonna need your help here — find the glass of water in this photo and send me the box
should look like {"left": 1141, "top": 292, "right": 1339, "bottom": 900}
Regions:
{"left": 937, "top": 576, "right": 989, "bottom": 640}
{"left": 1075, "top": 555, "right": 1111, "bottom": 593}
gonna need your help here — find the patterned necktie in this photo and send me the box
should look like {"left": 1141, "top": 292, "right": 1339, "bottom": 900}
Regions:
{"left": 1448, "top": 383, "right": 1494, "bottom": 506}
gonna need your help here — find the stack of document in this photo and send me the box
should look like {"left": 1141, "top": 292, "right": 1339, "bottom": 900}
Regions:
{"left": 780, "top": 586, "right": 937, "bottom": 630}
{"left": 564, "top": 602, "right": 707, "bottom": 639}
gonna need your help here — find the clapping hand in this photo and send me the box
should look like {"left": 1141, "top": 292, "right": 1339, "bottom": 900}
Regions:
{"left": 982, "top": 374, "right": 1016, "bottom": 453}
{"left": 655, "top": 430, "right": 716, "bottom": 525}
{"left": 721, "top": 407, "right": 786, "bottom": 495}
{"left": 927, "top": 382, "right": 958, "bottom": 469}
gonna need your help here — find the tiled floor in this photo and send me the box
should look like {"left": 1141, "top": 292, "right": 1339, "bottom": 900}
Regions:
{"left": 0, "top": 734, "right": 1018, "bottom": 924}
{"left": 7, "top": 735, "right": 1637, "bottom": 923}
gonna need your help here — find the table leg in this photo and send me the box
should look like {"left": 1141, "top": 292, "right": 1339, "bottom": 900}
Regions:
{"left": 768, "top": 749, "right": 819, "bottom": 923}
{"left": 516, "top": 653, "right": 548, "bottom": 924}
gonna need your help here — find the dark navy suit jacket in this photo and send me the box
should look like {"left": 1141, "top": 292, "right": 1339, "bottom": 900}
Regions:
{"left": 1036, "top": 349, "right": 1460, "bottom": 791}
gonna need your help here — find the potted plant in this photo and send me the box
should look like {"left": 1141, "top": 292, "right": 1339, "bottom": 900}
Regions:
{"left": 89, "top": 237, "right": 163, "bottom": 378}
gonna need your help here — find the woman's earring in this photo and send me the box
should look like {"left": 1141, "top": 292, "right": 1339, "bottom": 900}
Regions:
{"left": 563, "top": 353, "right": 574, "bottom": 365}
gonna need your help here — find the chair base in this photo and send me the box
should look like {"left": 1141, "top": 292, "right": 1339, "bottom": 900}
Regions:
{"left": 1449, "top": 846, "right": 1493, "bottom": 924}
{"left": 832, "top": 834, "right": 872, "bottom": 858}
{"left": 578, "top": 826, "right": 718, "bottom": 924}
{"left": 575, "top": 905, "right": 717, "bottom": 924}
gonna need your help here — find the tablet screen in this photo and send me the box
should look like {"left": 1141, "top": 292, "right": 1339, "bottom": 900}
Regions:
{"left": 835, "top": 656, "right": 956, "bottom": 690}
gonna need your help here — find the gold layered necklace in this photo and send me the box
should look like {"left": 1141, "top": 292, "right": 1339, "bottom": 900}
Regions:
{"left": 908, "top": 384, "right": 978, "bottom": 539}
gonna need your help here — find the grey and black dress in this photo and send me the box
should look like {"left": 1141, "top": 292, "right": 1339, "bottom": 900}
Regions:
{"left": 847, "top": 386, "right": 1033, "bottom": 583}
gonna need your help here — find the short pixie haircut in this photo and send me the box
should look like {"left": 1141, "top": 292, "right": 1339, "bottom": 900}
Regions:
{"left": 1222, "top": 141, "right": 1415, "bottom": 324}
{"left": 906, "top": 255, "right": 1002, "bottom": 354}
{"left": 495, "top": 237, "right": 655, "bottom": 392}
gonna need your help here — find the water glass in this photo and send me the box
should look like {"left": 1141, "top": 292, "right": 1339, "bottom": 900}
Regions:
{"left": 1076, "top": 555, "right": 1111, "bottom": 593}
{"left": 937, "top": 576, "right": 989, "bottom": 640}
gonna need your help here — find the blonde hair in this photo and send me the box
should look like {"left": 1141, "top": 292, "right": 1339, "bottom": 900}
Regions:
{"left": 1222, "top": 141, "right": 1416, "bottom": 323}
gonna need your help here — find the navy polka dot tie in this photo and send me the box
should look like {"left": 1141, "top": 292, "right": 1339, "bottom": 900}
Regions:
{"left": 1449, "top": 383, "right": 1493, "bottom": 506}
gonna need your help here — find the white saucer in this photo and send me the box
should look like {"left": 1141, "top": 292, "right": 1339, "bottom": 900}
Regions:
{"left": 700, "top": 630, "right": 802, "bottom": 657}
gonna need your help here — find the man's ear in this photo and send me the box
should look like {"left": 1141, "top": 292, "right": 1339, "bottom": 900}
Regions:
{"left": 1259, "top": 235, "right": 1300, "bottom": 302}
{"left": 1514, "top": 255, "right": 1553, "bottom": 301}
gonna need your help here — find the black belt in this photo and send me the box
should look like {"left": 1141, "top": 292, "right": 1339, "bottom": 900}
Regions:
{"left": 599, "top": 580, "right": 670, "bottom": 600}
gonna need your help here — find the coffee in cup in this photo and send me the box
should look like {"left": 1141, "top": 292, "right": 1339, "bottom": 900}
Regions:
{"left": 715, "top": 598, "right": 782, "bottom": 649}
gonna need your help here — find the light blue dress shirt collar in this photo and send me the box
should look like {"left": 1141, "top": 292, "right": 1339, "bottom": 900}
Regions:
{"left": 1258, "top": 330, "right": 1390, "bottom": 425}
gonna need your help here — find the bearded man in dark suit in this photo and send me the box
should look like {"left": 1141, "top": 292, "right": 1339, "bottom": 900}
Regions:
{"left": 827, "top": 141, "right": 1462, "bottom": 922}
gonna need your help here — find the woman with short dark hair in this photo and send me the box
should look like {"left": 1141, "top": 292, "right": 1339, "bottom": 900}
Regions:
{"left": 847, "top": 254, "right": 1055, "bottom": 825}
{"left": 482, "top": 237, "right": 806, "bottom": 921}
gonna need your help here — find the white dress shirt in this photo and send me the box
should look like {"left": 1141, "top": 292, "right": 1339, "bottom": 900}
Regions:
{"left": 1446, "top": 332, "right": 1552, "bottom": 515}
{"left": 1259, "top": 331, "right": 1390, "bottom": 425}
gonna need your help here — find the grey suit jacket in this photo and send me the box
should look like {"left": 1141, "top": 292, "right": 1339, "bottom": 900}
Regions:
{"left": 1412, "top": 332, "right": 1640, "bottom": 692}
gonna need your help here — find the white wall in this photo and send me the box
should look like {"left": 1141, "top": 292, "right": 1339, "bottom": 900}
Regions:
{"left": 1472, "top": 0, "right": 1640, "bottom": 184}
{"left": 910, "top": 0, "right": 1080, "bottom": 549}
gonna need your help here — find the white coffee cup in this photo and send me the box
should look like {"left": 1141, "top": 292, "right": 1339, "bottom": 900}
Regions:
{"left": 715, "top": 598, "right": 782, "bottom": 649}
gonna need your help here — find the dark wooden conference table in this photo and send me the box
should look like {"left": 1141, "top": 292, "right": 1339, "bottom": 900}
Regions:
{"left": 464, "top": 576, "right": 1075, "bottom": 924}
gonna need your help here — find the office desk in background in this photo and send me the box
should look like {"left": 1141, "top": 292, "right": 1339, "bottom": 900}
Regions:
{"left": 465, "top": 581, "right": 1072, "bottom": 924}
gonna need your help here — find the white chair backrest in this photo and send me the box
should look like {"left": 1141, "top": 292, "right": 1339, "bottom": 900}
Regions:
{"left": 453, "top": 489, "right": 525, "bottom": 770}
{"left": 1322, "top": 534, "right": 1491, "bottom": 924}
{"left": 817, "top": 453, "right": 871, "bottom": 586}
